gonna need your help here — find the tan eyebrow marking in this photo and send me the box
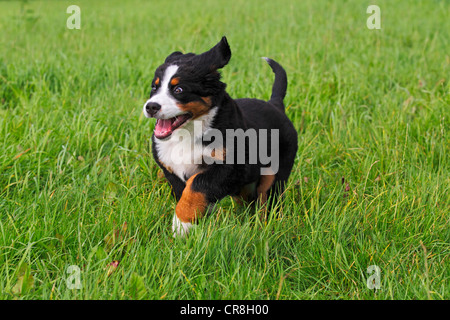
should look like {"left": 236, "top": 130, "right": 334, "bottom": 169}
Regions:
{"left": 155, "top": 77, "right": 160, "bottom": 85}
{"left": 170, "top": 77, "right": 180, "bottom": 86}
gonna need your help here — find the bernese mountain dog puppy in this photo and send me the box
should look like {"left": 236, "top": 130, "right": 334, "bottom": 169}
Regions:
{"left": 143, "top": 37, "right": 297, "bottom": 237}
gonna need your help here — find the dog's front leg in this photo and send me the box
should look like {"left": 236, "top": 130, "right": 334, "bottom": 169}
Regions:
{"left": 172, "top": 165, "right": 239, "bottom": 237}
{"left": 172, "top": 172, "right": 208, "bottom": 237}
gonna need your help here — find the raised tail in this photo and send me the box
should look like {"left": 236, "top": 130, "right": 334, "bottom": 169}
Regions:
{"left": 263, "top": 57, "right": 287, "bottom": 110}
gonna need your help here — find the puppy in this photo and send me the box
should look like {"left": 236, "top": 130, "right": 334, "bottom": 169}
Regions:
{"left": 143, "top": 37, "right": 297, "bottom": 237}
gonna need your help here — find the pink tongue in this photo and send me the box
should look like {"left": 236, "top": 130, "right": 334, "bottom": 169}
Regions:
{"left": 155, "top": 119, "right": 174, "bottom": 138}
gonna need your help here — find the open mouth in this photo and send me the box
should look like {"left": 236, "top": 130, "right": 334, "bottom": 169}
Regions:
{"left": 154, "top": 113, "right": 193, "bottom": 139}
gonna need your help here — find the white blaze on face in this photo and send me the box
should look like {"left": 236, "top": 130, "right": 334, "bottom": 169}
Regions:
{"left": 143, "top": 65, "right": 180, "bottom": 119}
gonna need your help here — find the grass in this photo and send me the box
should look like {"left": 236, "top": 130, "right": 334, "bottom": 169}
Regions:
{"left": 0, "top": 0, "right": 449, "bottom": 300}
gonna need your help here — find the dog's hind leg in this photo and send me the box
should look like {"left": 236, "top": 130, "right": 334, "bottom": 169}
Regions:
{"left": 254, "top": 171, "right": 276, "bottom": 221}
{"left": 256, "top": 172, "right": 276, "bottom": 205}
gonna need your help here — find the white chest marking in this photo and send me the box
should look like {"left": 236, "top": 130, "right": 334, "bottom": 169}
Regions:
{"left": 154, "top": 107, "right": 218, "bottom": 182}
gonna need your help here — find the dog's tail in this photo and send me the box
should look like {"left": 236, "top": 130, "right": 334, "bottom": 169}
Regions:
{"left": 263, "top": 57, "right": 287, "bottom": 111}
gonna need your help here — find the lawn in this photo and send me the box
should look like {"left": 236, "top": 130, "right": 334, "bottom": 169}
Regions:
{"left": 0, "top": 0, "right": 448, "bottom": 300}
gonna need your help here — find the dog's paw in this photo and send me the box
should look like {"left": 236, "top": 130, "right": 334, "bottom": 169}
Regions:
{"left": 172, "top": 214, "right": 194, "bottom": 238}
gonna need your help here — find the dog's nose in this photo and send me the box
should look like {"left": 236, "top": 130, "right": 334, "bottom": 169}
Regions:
{"left": 145, "top": 102, "right": 161, "bottom": 117}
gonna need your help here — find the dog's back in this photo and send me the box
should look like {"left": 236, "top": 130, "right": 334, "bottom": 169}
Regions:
{"left": 235, "top": 58, "right": 297, "bottom": 202}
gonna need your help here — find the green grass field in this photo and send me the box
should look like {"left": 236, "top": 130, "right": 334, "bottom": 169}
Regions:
{"left": 0, "top": 0, "right": 448, "bottom": 300}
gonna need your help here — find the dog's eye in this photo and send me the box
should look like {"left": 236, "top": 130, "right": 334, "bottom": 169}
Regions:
{"left": 173, "top": 86, "right": 183, "bottom": 94}
{"left": 151, "top": 86, "right": 157, "bottom": 93}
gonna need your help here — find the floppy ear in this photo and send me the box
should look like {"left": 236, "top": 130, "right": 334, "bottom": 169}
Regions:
{"left": 164, "top": 51, "right": 183, "bottom": 64}
{"left": 196, "top": 36, "right": 232, "bottom": 70}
